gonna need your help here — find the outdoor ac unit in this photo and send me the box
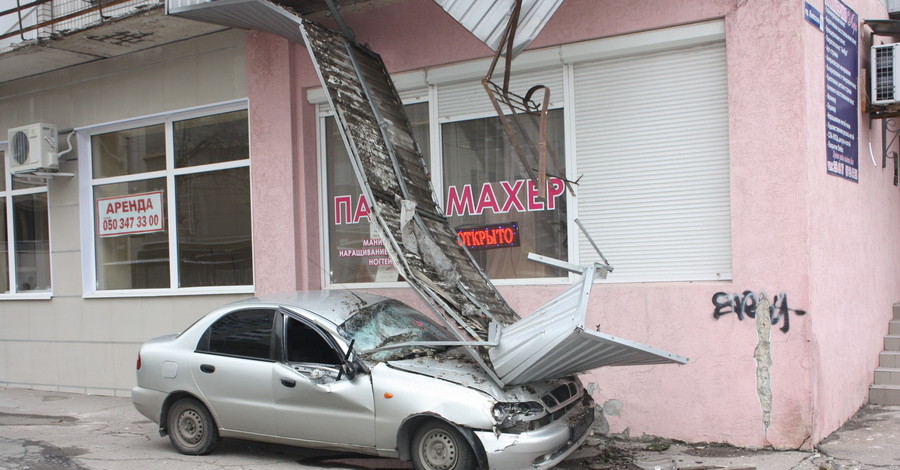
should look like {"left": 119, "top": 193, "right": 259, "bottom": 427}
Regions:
{"left": 6, "top": 123, "right": 58, "bottom": 173}
{"left": 872, "top": 43, "right": 900, "bottom": 105}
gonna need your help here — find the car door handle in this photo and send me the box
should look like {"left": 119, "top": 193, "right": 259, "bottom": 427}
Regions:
{"left": 200, "top": 364, "right": 215, "bottom": 374}
{"left": 280, "top": 378, "right": 296, "bottom": 388}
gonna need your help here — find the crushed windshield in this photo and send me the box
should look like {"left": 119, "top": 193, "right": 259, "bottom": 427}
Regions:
{"left": 339, "top": 299, "right": 455, "bottom": 361}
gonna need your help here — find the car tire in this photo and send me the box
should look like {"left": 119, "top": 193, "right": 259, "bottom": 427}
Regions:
{"left": 411, "top": 420, "right": 476, "bottom": 470}
{"left": 167, "top": 397, "right": 221, "bottom": 455}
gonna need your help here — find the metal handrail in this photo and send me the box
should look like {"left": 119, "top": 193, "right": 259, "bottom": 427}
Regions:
{"left": 0, "top": 0, "right": 155, "bottom": 42}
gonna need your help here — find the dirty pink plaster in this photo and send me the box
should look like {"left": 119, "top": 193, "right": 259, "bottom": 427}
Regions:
{"left": 801, "top": 0, "right": 900, "bottom": 445}
{"left": 725, "top": 0, "right": 815, "bottom": 447}
{"left": 247, "top": 31, "right": 299, "bottom": 295}
{"left": 247, "top": 0, "right": 900, "bottom": 449}
{"left": 248, "top": 34, "right": 325, "bottom": 294}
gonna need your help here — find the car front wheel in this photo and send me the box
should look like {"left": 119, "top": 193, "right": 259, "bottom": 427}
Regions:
{"left": 411, "top": 420, "right": 476, "bottom": 470}
{"left": 167, "top": 397, "right": 221, "bottom": 455}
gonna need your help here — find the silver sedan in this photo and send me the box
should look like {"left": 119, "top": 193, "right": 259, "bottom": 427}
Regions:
{"left": 132, "top": 290, "right": 594, "bottom": 470}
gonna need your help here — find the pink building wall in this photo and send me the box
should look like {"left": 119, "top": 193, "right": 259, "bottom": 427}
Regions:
{"left": 802, "top": 0, "right": 900, "bottom": 442}
{"left": 248, "top": 0, "right": 900, "bottom": 448}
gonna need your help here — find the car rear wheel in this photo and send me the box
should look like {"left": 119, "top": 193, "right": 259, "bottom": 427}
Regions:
{"left": 411, "top": 420, "right": 475, "bottom": 470}
{"left": 167, "top": 397, "right": 221, "bottom": 455}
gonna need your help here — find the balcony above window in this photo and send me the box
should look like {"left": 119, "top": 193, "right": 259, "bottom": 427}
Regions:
{"left": 0, "top": 0, "right": 226, "bottom": 84}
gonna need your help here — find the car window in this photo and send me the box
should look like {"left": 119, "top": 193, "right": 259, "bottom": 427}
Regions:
{"left": 284, "top": 316, "right": 342, "bottom": 365}
{"left": 339, "top": 299, "right": 455, "bottom": 361}
{"left": 197, "top": 309, "right": 276, "bottom": 360}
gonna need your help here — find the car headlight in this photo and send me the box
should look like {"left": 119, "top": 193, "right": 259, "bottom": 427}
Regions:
{"left": 491, "top": 401, "right": 545, "bottom": 432}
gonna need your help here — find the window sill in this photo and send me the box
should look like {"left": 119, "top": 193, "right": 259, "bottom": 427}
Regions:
{"left": 0, "top": 292, "right": 53, "bottom": 300}
{"left": 84, "top": 285, "right": 255, "bottom": 299}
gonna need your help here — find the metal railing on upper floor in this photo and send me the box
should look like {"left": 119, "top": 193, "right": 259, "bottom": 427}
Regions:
{"left": 0, "top": 0, "right": 161, "bottom": 47}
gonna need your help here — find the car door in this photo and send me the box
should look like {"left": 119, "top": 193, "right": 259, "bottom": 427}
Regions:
{"left": 191, "top": 308, "right": 278, "bottom": 436}
{"left": 272, "top": 313, "right": 376, "bottom": 448}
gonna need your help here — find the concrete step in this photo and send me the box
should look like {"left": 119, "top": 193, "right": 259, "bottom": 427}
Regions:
{"left": 874, "top": 367, "right": 900, "bottom": 386}
{"left": 886, "top": 335, "right": 900, "bottom": 351}
{"left": 869, "top": 384, "right": 900, "bottom": 406}
{"left": 890, "top": 320, "right": 900, "bottom": 336}
{"left": 879, "top": 351, "right": 900, "bottom": 368}
{"left": 895, "top": 303, "right": 900, "bottom": 320}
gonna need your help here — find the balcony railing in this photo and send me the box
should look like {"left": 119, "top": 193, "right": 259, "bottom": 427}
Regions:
{"left": 1, "top": 0, "right": 161, "bottom": 48}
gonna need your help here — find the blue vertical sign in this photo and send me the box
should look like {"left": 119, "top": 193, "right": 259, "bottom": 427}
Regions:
{"left": 805, "top": 2, "right": 823, "bottom": 31}
{"left": 824, "top": 0, "right": 859, "bottom": 182}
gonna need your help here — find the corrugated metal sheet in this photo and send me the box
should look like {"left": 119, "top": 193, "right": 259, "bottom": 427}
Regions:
{"left": 489, "top": 264, "right": 688, "bottom": 385}
{"left": 166, "top": 0, "right": 306, "bottom": 44}
{"left": 166, "top": 0, "right": 563, "bottom": 54}
{"left": 433, "top": 0, "right": 564, "bottom": 58}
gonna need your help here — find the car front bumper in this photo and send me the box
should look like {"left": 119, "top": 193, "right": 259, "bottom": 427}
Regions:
{"left": 475, "top": 404, "right": 594, "bottom": 470}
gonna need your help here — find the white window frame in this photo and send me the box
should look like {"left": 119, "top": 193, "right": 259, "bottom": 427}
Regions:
{"left": 316, "top": 86, "right": 573, "bottom": 288}
{"left": 0, "top": 142, "right": 53, "bottom": 299}
{"left": 433, "top": 65, "right": 571, "bottom": 286}
{"left": 311, "top": 20, "right": 728, "bottom": 289}
{"left": 78, "top": 99, "right": 254, "bottom": 298}
{"left": 316, "top": 95, "right": 433, "bottom": 290}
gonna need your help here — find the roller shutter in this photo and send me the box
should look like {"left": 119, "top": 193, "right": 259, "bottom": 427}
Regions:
{"left": 573, "top": 42, "right": 732, "bottom": 282}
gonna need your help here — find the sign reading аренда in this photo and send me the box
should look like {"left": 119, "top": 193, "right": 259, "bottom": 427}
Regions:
{"left": 97, "top": 191, "right": 165, "bottom": 238}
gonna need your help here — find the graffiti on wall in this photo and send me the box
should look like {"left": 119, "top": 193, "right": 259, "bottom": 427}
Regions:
{"left": 712, "top": 291, "right": 807, "bottom": 333}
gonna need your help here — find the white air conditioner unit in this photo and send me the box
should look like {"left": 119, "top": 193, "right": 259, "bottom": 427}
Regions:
{"left": 872, "top": 43, "right": 900, "bottom": 105}
{"left": 6, "top": 123, "right": 59, "bottom": 173}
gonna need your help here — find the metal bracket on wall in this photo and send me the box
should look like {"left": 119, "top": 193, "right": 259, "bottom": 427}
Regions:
{"left": 481, "top": 0, "right": 575, "bottom": 200}
{"left": 323, "top": 0, "right": 354, "bottom": 42}
{"left": 11, "top": 171, "right": 75, "bottom": 184}
{"left": 881, "top": 118, "right": 900, "bottom": 186}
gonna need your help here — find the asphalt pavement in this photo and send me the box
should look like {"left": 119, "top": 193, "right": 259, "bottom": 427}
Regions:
{"left": 0, "top": 386, "right": 897, "bottom": 470}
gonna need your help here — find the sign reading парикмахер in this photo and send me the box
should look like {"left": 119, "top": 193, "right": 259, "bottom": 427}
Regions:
{"left": 824, "top": 0, "right": 859, "bottom": 182}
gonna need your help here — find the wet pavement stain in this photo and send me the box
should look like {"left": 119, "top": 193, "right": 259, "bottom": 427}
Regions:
{"left": 0, "top": 437, "right": 88, "bottom": 470}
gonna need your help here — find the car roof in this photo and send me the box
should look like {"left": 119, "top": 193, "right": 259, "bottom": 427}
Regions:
{"left": 241, "top": 290, "right": 393, "bottom": 325}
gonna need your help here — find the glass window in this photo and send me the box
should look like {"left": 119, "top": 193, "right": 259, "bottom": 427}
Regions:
{"left": 322, "top": 97, "right": 568, "bottom": 284}
{"left": 92, "top": 124, "right": 165, "bottom": 178}
{"left": 89, "top": 105, "right": 253, "bottom": 293}
{"left": 325, "top": 102, "right": 429, "bottom": 284}
{"left": 339, "top": 299, "right": 454, "bottom": 361}
{"left": 12, "top": 193, "right": 51, "bottom": 292}
{"left": 175, "top": 110, "right": 249, "bottom": 168}
{"left": 285, "top": 317, "right": 341, "bottom": 364}
{"left": 176, "top": 168, "right": 252, "bottom": 287}
{"left": 94, "top": 179, "right": 169, "bottom": 290}
{"left": 441, "top": 110, "right": 567, "bottom": 279}
{"left": 0, "top": 198, "right": 7, "bottom": 292}
{"left": 200, "top": 309, "right": 275, "bottom": 360}
{"left": 0, "top": 148, "right": 52, "bottom": 295}
{"left": 320, "top": 37, "right": 730, "bottom": 287}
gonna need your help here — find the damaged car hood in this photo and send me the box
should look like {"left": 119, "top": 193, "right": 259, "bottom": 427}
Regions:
{"left": 385, "top": 349, "right": 564, "bottom": 401}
